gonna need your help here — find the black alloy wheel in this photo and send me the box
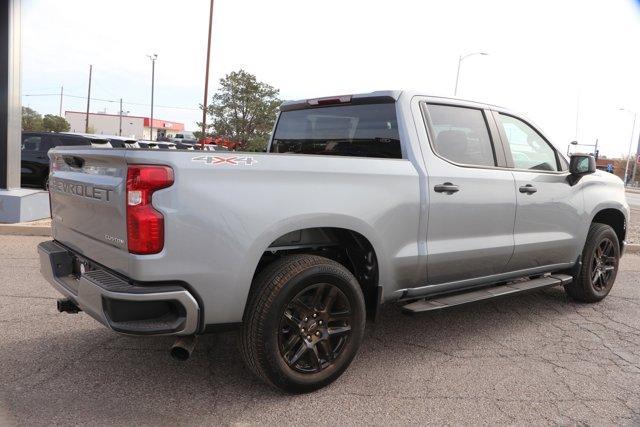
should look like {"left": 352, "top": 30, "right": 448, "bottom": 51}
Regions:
{"left": 278, "top": 283, "right": 353, "bottom": 374}
{"left": 564, "top": 222, "right": 620, "bottom": 303}
{"left": 590, "top": 237, "right": 617, "bottom": 292}
{"left": 240, "top": 254, "right": 366, "bottom": 393}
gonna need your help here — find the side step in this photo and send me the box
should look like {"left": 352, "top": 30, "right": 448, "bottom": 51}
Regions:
{"left": 401, "top": 274, "right": 572, "bottom": 314}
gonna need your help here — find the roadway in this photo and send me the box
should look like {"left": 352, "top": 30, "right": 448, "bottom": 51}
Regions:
{"left": 1, "top": 235, "right": 640, "bottom": 424}
{"left": 626, "top": 190, "right": 640, "bottom": 208}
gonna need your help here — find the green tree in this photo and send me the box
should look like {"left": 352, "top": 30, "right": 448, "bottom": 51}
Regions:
{"left": 42, "top": 114, "right": 70, "bottom": 132}
{"left": 200, "top": 69, "right": 280, "bottom": 151}
{"left": 22, "top": 106, "right": 43, "bottom": 131}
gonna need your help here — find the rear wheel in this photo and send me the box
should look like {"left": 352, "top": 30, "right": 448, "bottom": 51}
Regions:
{"left": 564, "top": 223, "right": 620, "bottom": 302}
{"left": 240, "top": 254, "right": 366, "bottom": 393}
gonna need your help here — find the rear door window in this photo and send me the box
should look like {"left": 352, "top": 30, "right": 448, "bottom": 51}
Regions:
{"left": 425, "top": 104, "right": 496, "bottom": 167}
{"left": 22, "top": 135, "right": 42, "bottom": 151}
{"left": 271, "top": 103, "right": 401, "bottom": 159}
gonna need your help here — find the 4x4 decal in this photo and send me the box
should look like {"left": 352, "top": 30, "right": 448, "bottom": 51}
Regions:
{"left": 191, "top": 155, "right": 258, "bottom": 166}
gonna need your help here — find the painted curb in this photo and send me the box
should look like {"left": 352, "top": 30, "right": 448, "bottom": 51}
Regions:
{"left": 0, "top": 224, "right": 51, "bottom": 237}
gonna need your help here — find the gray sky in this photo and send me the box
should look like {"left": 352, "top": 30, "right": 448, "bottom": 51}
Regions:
{"left": 22, "top": 0, "right": 640, "bottom": 157}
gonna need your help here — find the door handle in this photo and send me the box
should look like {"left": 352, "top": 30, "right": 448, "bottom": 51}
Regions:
{"left": 519, "top": 184, "right": 537, "bottom": 194}
{"left": 434, "top": 183, "right": 459, "bottom": 194}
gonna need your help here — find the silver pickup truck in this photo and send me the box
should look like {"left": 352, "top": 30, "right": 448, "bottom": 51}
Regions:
{"left": 38, "top": 91, "right": 630, "bottom": 393}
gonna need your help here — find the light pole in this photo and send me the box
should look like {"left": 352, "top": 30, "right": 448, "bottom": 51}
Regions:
{"left": 201, "top": 0, "right": 215, "bottom": 149}
{"left": 631, "top": 132, "right": 640, "bottom": 185}
{"left": 620, "top": 108, "right": 637, "bottom": 186}
{"left": 454, "top": 52, "right": 488, "bottom": 97}
{"left": 147, "top": 53, "right": 157, "bottom": 140}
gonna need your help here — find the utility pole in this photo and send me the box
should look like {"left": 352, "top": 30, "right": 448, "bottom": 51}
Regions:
{"left": 85, "top": 65, "right": 92, "bottom": 133}
{"left": 59, "top": 85, "right": 63, "bottom": 117}
{"left": 201, "top": 0, "right": 215, "bottom": 149}
{"left": 147, "top": 54, "right": 157, "bottom": 140}
{"left": 119, "top": 98, "right": 123, "bottom": 136}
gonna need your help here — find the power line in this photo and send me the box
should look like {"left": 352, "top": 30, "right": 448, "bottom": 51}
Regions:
{"left": 22, "top": 93, "right": 200, "bottom": 111}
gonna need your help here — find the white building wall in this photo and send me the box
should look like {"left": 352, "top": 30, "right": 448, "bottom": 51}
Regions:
{"left": 65, "top": 112, "right": 145, "bottom": 139}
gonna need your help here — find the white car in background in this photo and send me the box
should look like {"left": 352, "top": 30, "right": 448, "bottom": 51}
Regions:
{"left": 170, "top": 132, "right": 197, "bottom": 144}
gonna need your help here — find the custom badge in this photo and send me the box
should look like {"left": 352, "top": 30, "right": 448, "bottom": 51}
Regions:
{"left": 191, "top": 155, "right": 258, "bottom": 166}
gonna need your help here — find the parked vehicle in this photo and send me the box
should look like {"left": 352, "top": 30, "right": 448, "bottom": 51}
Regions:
{"left": 170, "top": 131, "right": 197, "bottom": 145}
{"left": 20, "top": 132, "right": 95, "bottom": 189}
{"left": 137, "top": 140, "right": 177, "bottom": 150}
{"left": 101, "top": 135, "right": 140, "bottom": 149}
{"left": 175, "top": 142, "right": 195, "bottom": 150}
{"left": 198, "top": 144, "right": 228, "bottom": 151}
{"left": 39, "top": 91, "right": 629, "bottom": 393}
{"left": 59, "top": 132, "right": 114, "bottom": 148}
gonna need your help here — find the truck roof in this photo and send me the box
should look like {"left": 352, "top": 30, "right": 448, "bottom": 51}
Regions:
{"left": 280, "top": 90, "right": 507, "bottom": 112}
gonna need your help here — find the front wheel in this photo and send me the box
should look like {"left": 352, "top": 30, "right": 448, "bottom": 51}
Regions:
{"left": 240, "top": 254, "right": 366, "bottom": 393}
{"left": 564, "top": 223, "right": 620, "bottom": 303}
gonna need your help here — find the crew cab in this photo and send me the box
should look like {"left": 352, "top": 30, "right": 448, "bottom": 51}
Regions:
{"left": 38, "top": 91, "right": 630, "bottom": 393}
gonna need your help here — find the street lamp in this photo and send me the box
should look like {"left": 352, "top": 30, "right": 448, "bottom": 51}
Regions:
{"left": 619, "top": 107, "right": 637, "bottom": 186}
{"left": 146, "top": 53, "right": 158, "bottom": 140}
{"left": 454, "top": 52, "right": 488, "bottom": 97}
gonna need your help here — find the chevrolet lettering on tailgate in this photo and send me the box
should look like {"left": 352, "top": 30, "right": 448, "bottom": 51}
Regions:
{"left": 51, "top": 179, "right": 113, "bottom": 202}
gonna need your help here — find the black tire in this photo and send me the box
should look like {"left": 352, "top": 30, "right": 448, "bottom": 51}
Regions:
{"left": 240, "top": 254, "right": 366, "bottom": 393}
{"left": 564, "top": 223, "right": 620, "bottom": 303}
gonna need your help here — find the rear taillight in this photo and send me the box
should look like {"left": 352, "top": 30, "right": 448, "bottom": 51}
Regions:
{"left": 126, "top": 165, "right": 174, "bottom": 254}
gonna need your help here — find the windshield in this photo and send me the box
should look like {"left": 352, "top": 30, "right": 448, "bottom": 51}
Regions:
{"left": 271, "top": 103, "right": 401, "bottom": 159}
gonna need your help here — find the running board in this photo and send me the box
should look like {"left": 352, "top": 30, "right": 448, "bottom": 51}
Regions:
{"left": 401, "top": 274, "right": 572, "bottom": 314}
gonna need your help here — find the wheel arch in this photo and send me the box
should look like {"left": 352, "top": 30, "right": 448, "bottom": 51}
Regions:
{"left": 241, "top": 216, "right": 386, "bottom": 322}
{"left": 591, "top": 207, "right": 627, "bottom": 250}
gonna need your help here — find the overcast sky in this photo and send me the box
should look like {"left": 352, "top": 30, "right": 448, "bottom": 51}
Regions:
{"left": 22, "top": 0, "right": 640, "bottom": 157}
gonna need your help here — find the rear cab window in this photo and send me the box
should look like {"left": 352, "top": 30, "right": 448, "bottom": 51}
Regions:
{"left": 270, "top": 101, "right": 402, "bottom": 159}
{"left": 424, "top": 103, "right": 496, "bottom": 167}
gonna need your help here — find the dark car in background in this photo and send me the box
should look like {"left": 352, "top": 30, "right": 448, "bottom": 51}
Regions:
{"left": 21, "top": 132, "right": 90, "bottom": 189}
{"left": 21, "top": 132, "right": 112, "bottom": 189}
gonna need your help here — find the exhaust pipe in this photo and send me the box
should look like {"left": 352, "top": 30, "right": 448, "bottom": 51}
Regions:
{"left": 170, "top": 336, "right": 197, "bottom": 361}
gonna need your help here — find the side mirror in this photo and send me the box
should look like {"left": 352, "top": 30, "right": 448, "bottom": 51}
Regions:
{"left": 569, "top": 154, "right": 596, "bottom": 175}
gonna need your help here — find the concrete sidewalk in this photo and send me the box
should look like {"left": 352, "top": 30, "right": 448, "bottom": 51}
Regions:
{"left": 0, "top": 218, "right": 51, "bottom": 236}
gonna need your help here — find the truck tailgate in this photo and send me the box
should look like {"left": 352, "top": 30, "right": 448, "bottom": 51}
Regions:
{"left": 48, "top": 148, "right": 130, "bottom": 273}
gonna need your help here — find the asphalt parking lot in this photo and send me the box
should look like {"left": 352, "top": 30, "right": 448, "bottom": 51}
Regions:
{"left": 1, "top": 236, "right": 640, "bottom": 425}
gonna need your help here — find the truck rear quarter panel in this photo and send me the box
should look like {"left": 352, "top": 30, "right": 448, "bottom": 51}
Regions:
{"left": 122, "top": 150, "right": 421, "bottom": 326}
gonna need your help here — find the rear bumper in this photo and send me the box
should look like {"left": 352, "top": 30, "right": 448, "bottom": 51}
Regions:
{"left": 38, "top": 240, "right": 200, "bottom": 336}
